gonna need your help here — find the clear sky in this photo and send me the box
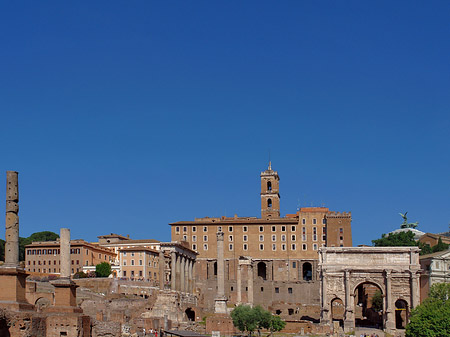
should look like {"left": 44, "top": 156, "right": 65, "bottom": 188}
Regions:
{"left": 1, "top": 1, "right": 449, "bottom": 246}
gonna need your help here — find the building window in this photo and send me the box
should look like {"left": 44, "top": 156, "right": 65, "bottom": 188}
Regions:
{"left": 322, "top": 218, "right": 326, "bottom": 224}
{"left": 131, "top": 260, "right": 135, "bottom": 266}
{"left": 313, "top": 244, "right": 318, "bottom": 250}
{"left": 139, "top": 271, "right": 143, "bottom": 277}
{"left": 203, "top": 235, "right": 208, "bottom": 242}
{"left": 272, "top": 235, "right": 276, "bottom": 242}
{"left": 243, "top": 235, "right": 248, "bottom": 242}
{"left": 131, "top": 253, "right": 135, "bottom": 257}
{"left": 243, "top": 244, "right": 248, "bottom": 251}
{"left": 229, "top": 226, "right": 233, "bottom": 232}
{"left": 268, "top": 199, "right": 272, "bottom": 208}
{"left": 183, "top": 235, "right": 187, "bottom": 241}
{"left": 267, "top": 181, "right": 272, "bottom": 191}
{"left": 259, "top": 235, "right": 264, "bottom": 242}
{"left": 272, "top": 226, "right": 276, "bottom": 232}
{"left": 259, "top": 226, "right": 264, "bottom": 232}
{"left": 183, "top": 226, "right": 187, "bottom": 232}
{"left": 282, "top": 244, "right": 286, "bottom": 251}
{"left": 192, "top": 244, "right": 197, "bottom": 251}
{"left": 123, "top": 252, "right": 127, "bottom": 256}
{"left": 229, "top": 235, "right": 233, "bottom": 242}
{"left": 288, "top": 288, "right": 293, "bottom": 294}
{"left": 192, "top": 226, "right": 196, "bottom": 232}
{"left": 340, "top": 228, "right": 343, "bottom": 233}
{"left": 203, "top": 226, "right": 208, "bottom": 232}
{"left": 192, "top": 235, "right": 197, "bottom": 242}
{"left": 139, "top": 260, "right": 143, "bottom": 265}
{"left": 340, "top": 236, "right": 343, "bottom": 241}
{"left": 176, "top": 227, "right": 180, "bottom": 233}
{"left": 229, "top": 244, "right": 233, "bottom": 251}
{"left": 281, "top": 235, "right": 286, "bottom": 242}
{"left": 291, "top": 226, "right": 296, "bottom": 232}
{"left": 302, "top": 244, "right": 307, "bottom": 251}
{"left": 292, "top": 244, "right": 296, "bottom": 250}
{"left": 275, "top": 287, "right": 279, "bottom": 293}
{"left": 123, "top": 271, "right": 126, "bottom": 277}
{"left": 281, "top": 226, "right": 286, "bottom": 232}
{"left": 292, "top": 261, "right": 296, "bottom": 268}
{"left": 302, "top": 218, "right": 306, "bottom": 225}
{"left": 291, "top": 234, "right": 296, "bottom": 241}
{"left": 218, "top": 226, "right": 222, "bottom": 232}
{"left": 272, "top": 244, "right": 276, "bottom": 251}
{"left": 313, "top": 227, "right": 317, "bottom": 241}
{"left": 259, "top": 244, "right": 264, "bottom": 251}
{"left": 203, "top": 244, "right": 208, "bottom": 251}
{"left": 131, "top": 271, "right": 134, "bottom": 277}
{"left": 243, "top": 226, "right": 248, "bottom": 232}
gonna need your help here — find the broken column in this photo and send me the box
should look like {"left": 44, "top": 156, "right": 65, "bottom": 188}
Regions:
{"left": 47, "top": 228, "right": 81, "bottom": 313}
{"left": 214, "top": 230, "right": 228, "bottom": 313}
{"left": 0, "top": 171, "right": 34, "bottom": 311}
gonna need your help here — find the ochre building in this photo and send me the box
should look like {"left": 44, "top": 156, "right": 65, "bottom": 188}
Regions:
{"left": 170, "top": 163, "right": 352, "bottom": 319}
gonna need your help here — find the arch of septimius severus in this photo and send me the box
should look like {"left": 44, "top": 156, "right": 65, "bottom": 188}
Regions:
{"left": 319, "top": 246, "right": 420, "bottom": 335}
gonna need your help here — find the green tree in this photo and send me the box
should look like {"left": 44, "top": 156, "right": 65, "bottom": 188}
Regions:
{"left": 95, "top": 262, "right": 111, "bottom": 278}
{"left": 406, "top": 283, "right": 450, "bottom": 337}
{"left": 432, "top": 237, "right": 449, "bottom": 253}
{"left": 372, "top": 290, "right": 383, "bottom": 312}
{"left": 372, "top": 231, "right": 417, "bottom": 247}
{"left": 231, "top": 305, "right": 285, "bottom": 337}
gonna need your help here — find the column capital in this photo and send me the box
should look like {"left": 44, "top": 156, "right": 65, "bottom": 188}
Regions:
{"left": 216, "top": 231, "right": 224, "bottom": 241}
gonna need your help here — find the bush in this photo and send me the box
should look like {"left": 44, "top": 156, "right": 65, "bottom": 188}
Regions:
{"left": 73, "top": 271, "right": 88, "bottom": 279}
{"left": 95, "top": 262, "right": 111, "bottom": 278}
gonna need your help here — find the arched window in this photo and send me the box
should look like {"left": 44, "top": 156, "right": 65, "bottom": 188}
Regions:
{"left": 303, "top": 262, "right": 312, "bottom": 281}
{"left": 267, "top": 181, "right": 272, "bottom": 191}
{"left": 257, "top": 262, "right": 267, "bottom": 280}
{"left": 268, "top": 199, "right": 272, "bottom": 208}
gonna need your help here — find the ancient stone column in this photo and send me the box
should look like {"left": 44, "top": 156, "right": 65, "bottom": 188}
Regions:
{"left": 385, "top": 270, "right": 395, "bottom": 332}
{"left": 214, "top": 230, "right": 228, "bottom": 313}
{"left": 344, "top": 270, "right": 354, "bottom": 332}
{"left": 171, "top": 251, "right": 176, "bottom": 291}
{"left": 180, "top": 255, "right": 186, "bottom": 292}
{"left": 411, "top": 272, "right": 419, "bottom": 309}
{"left": 247, "top": 263, "right": 254, "bottom": 306}
{"left": 176, "top": 253, "right": 181, "bottom": 291}
{"left": 188, "top": 259, "right": 193, "bottom": 293}
{"left": 216, "top": 231, "right": 225, "bottom": 298}
{"left": 320, "top": 270, "right": 330, "bottom": 324}
{"left": 159, "top": 250, "right": 165, "bottom": 290}
{"left": 237, "top": 263, "right": 242, "bottom": 304}
{"left": 60, "top": 228, "right": 71, "bottom": 278}
{"left": 5, "top": 171, "right": 19, "bottom": 266}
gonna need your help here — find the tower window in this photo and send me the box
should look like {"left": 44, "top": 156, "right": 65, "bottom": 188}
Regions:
{"left": 291, "top": 226, "right": 296, "bottom": 232}
{"left": 259, "top": 226, "right": 264, "bottom": 232}
{"left": 243, "top": 235, "right": 248, "bottom": 242}
{"left": 259, "top": 235, "right": 264, "bottom": 242}
{"left": 183, "top": 226, "right": 187, "bottom": 232}
{"left": 272, "top": 226, "right": 276, "bottom": 232}
{"left": 272, "top": 243, "right": 276, "bottom": 251}
{"left": 243, "top": 243, "right": 248, "bottom": 251}
{"left": 268, "top": 199, "right": 272, "bottom": 208}
{"left": 203, "top": 226, "right": 208, "bottom": 232}
{"left": 243, "top": 226, "right": 248, "bottom": 232}
{"left": 272, "top": 235, "right": 276, "bottom": 242}
{"left": 292, "top": 244, "right": 296, "bottom": 250}
{"left": 229, "top": 244, "right": 233, "bottom": 251}
{"left": 267, "top": 181, "right": 272, "bottom": 191}
{"left": 192, "top": 226, "right": 196, "bottom": 232}
{"left": 192, "top": 235, "right": 197, "bottom": 242}
{"left": 229, "top": 226, "right": 233, "bottom": 232}
{"left": 281, "top": 226, "right": 286, "bottom": 232}
{"left": 192, "top": 244, "right": 197, "bottom": 250}
{"left": 259, "top": 244, "right": 264, "bottom": 251}
{"left": 302, "top": 218, "right": 306, "bottom": 225}
{"left": 229, "top": 235, "right": 233, "bottom": 242}
{"left": 203, "top": 244, "right": 208, "bottom": 251}
{"left": 313, "top": 218, "right": 317, "bottom": 225}
{"left": 176, "top": 227, "right": 180, "bottom": 233}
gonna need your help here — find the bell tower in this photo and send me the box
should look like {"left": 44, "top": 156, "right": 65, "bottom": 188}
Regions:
{"left": 260, "top": 162, "right": 280, "bottom": 218}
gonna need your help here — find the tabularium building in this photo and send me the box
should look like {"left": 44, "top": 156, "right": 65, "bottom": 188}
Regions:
{"left": 170, "top": 163, "right": 352, "bottom": 320}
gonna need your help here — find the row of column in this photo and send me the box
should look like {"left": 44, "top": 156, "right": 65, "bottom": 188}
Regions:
{"left": 170, "top": 251, "right": 195, "bottom": 293}
{"left": 236, "top": 263, "right": 254, "bottom": 305}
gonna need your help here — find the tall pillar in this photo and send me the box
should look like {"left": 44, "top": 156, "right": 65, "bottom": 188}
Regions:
{"left": 171, "top": 251, "right": 176, "bottom": 291}
{"left": 188, "top": 259, "right": 193, "bottom": 293}
{"left": 180, "top": 256, "right": 186, "bottom": 292}
{"left": 176, "top": 253, "right": 181, "bottom": 291}
{"left": 214, "top": 230, "right": 228, "bottom": 313}
{"left": 5, "top": 171, "right": 19, "bottom": 266}
{"left": 385, "top": 270, "right": 395, "bottom": 333}
{"left": 60, "top": 228, "right": 71, "bottom": 278}
{"left": 344, "top": 270, "right": 354, "bottom": 332}
{"left": 247, "top": 263, "right": 254, "bottom": 306}
{"left": 411, "top": 272, "right": 419, "bottom": 309}
{"left": 0, "top": 171, "right": 33, "bottom": 311}
{"left": 237, "top": 264, "right": 242, "bottom": 304}
{"left": 320, "top": 270, "right": 330, "bottom": 325}
{"left": 159, "top": 250, "right": 165, "bottom": 290}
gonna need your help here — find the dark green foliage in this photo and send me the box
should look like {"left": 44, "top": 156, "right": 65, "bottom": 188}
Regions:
{"left": 231, "top": 305, "right": 285, "bottom": 336}
{"left": 95, "top": 262, "right": 111, "bottom": 278}
{"left": 73, "top": 271, "right": 88, "bottom": 279}
{"left": 432, "top": 237, "right": 449, "bottom": 253}
{"left": 372, "top": 231, "right": 417, "bottom": 247}
{"left": 418, "top": 241, "right": 433, "bottom": 255}
{"left": 0, "top": 239, "right": 5, "bottom": 261}
{"left": 18, "top": 231, "right": 60, "bottom": 262}
{"left": 406, "top": 283, "right": 450, "bottom": 337}
{"left": 372, "top": 290, "right": 383, "bottom": 312}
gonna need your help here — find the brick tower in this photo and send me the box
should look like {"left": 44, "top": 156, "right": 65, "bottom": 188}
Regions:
{"left": 260, "top": 162, "right": 280, "bottom": 218}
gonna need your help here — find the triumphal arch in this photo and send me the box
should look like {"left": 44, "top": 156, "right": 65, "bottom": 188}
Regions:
{"left": 319, "top": 247, "right": 420, "bottom": 334}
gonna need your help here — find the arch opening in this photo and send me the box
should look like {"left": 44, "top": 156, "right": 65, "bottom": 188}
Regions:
{"left": 395, "top": 299, "right": 408, "bottom": 329}
{"left": 0, "top": 317, "right": 10, "bottom": 337}
{"left": 185, "top": 308, "right": 195, "bottom": 321}
{"left": 267, "top": 181, "right": 272, "bottom": 191}
{"left": 35, "top": 297, "right": 51, "bottom": 312}
{"left": 331, "top": 297, "right": 344, "bottom": 327}
{"left": 302, "top": 262, "right": 312, "bottom": 281}
{"left": 354, "top": 282, "right": 383, "bottom": 329}
{"left": 257, "top": 262, "right": 267, "bottom": 280}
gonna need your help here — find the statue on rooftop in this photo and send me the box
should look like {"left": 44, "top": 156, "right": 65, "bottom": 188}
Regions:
{"left": 399, "top": 212, "right": 419, "bottom": 229}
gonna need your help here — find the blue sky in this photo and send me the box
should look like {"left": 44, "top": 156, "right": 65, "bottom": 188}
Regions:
{"left": 1, "top": 1, "right": 449, "bottom": 245}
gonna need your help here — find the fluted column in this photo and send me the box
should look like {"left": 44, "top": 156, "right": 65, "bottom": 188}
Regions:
{"left": 159, "top": 250, "right": 165, "bottom": 290}
{"left": 5, "top": 171, "right": 19, "bottom": 266}
{"left": 247, "top": 263, "right": 254, "bottom": 306}
{"left": 171, "top": 251, "right": 176, "bottom": 291}
{"left": 237, "top": 264, "right": 242, "bottom": 304}
{"left": 188, "top": 259, "right": 193, "bottom": 293}
{"left": 385, "top": 270, "right": 395, "bottom": 332}
{"left": 180, "top": 256, "right": 186, "bottom": 292}
{"left": 217, "top": 231, "right": 225, "bottom": 298}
